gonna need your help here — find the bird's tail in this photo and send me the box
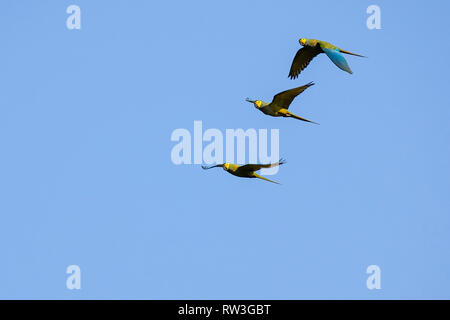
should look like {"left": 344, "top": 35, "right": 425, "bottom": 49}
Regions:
{"left": 339, "top": 49, "right": 366, "bottom": 58}
{"left": 253, "top": 173, "right": 280, "bottom": 185}
{"left": 287, "top": 111, "right": 319, "bottom": 125}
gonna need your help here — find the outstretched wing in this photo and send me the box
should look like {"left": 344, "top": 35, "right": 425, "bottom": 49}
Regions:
{"left": 202, "top": 164, "right": 224, "bottom": 170}
{"left": 322, "top": 48, "right": 353, "bottom": 74}
{"left": 235, "top": 158, "right": 286, "bottom": 174}
{"left": 288, "top": 46, "right": 322, "bottom": 79}
{"left": 271, "top": 82, "right": 315, "bottom": 110}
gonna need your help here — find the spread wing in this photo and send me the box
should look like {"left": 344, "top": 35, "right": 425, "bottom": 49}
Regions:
{"left": 235, "top": 159, "right": 286, "bottom": 174}
{"left": 271, "top": 82, "right": 314, "bottom": 110}
{"left": 322, "top": 48, "right": 353, "bottom": 74}
{"left": 288, "top": 46, "right": 322, "bottom": 79}
{"left": 202, "top": 164, "right": 224, "bottom": 170}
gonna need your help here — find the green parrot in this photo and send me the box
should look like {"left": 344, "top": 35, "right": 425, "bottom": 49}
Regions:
{"left": 289, "top": 38, "right": 365, "bottom": 78}
{"left": 202, "top": 159, "right": 286, "bottom": 184}
{"left": 246, "top": 82, "right": 318, "bottom": 124}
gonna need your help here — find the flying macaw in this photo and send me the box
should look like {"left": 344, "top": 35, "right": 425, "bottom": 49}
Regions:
{"left": 288, "top": 38, "right": 365, "bottom": 78}
{"left": 246, "top": 82, "right": 318, "bottom": 124}
{"left": 202, "top": 159, "right": 286, "bottom": 184}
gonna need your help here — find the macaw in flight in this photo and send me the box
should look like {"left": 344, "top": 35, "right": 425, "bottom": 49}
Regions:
{"left": 246, "top": 82, "right": 318, "bottom": 124}
{"left": 289, "top": 38, "right": 365, "bottom": 78}
{"left": 202, "top": 159, "right": 286, "bottom": 184}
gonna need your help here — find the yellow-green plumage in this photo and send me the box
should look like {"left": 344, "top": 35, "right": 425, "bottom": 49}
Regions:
{"left": 246, "top": 82, "right": 318, "bottom": 124}
{"left": 202, "top": 159, "right": 286, "bottom": 184}
{"left": 289, "top": 38, "right": 365, "bottom": 78}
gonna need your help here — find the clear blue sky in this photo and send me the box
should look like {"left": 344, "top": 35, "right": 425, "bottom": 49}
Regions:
{"left": 1, "top": 0, "right": 449, "bottom": 299}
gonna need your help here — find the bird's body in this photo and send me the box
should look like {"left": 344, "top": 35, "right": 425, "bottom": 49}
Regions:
{"left": 202, "top": 159, "right": 286, "bottom": 184}
{"left": 289, "top": 38, "right": 365, "bottom": 78}
{"left": 246, "top": 82, "right": 318, "bottom": 124}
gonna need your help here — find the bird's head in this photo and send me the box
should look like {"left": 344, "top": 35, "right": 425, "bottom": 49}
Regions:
{"left": 246, "top": 98, "right": 262, "bottom": 109}
{"left": 223, "top": 163, "right": 230, "bottom": 171}
{"left": 299, "top": 38, "right": 307, "bottom": 46}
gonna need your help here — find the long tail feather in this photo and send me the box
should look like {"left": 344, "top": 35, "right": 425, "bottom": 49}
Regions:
{"left": 253, "top": 173, "right": 280, "bottom": 185}
{"left": 339, "top": 49, "right": 366, "bottom": 58}
{"left": 287, "top": 111, "right": 319, "bottom": 125}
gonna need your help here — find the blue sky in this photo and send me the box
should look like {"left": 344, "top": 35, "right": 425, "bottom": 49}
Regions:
{"left": 0, "top": 0, "right": 449, "bottom": 299}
